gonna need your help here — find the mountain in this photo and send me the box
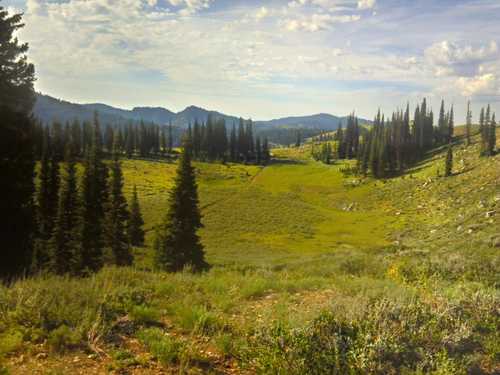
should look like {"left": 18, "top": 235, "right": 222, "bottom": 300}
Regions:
{"left": 33, "top": 93, "right": 370, "bottom": 130}
{"left": 255, "top": 113, "right": 356, "bottom": 130}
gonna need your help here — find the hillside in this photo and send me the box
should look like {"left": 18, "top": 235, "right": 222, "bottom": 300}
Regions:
{"left": 33, "top": 93, "right": 369, "bottom": 130}
{"left": 1, "top": 127, "right": 499, "bottom": 374}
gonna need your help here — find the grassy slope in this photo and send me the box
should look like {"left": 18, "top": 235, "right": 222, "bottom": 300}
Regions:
{"left": 1, "top": 127, "right": 499, "bottom": 374}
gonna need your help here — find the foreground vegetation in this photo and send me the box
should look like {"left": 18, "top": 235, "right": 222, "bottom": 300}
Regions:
{"left": 1, "top": 128, "right": 499, "bottom": 374}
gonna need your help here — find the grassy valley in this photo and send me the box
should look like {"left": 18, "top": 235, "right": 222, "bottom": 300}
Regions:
{"left": 1, "top": 127, "right": 498, "bottom": 374}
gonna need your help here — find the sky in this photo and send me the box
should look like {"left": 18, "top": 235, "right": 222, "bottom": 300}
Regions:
{"left": 3, "top": 0, "right": 500, "bottom": 121}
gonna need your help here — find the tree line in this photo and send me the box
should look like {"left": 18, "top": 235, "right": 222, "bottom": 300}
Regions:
{"left": 33, "top": 114, "right": 272, "bottom": 166}
{"left": 1, "top": 5, "right": 210, "bottom": 280}
{"left": 184, "top": 115, "right": 271, "bottom": 164}
{"left": 312, "top": 99, "right": 497, "bottom": 178}
{"left": 34, "top": 113, "right": 146, "bottom": 275}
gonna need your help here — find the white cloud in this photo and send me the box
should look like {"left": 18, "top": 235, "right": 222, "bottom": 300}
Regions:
{"left": 357, "top": 0, "right": 376, "bottom": 10}
{"left": 425, "top": 40, "right": 499, "bottom": 77}
{"left": 255, "top": 7, "right": 270, "bottom": 21}
{"left": 283, "top": 13, "right": 361, "bottom": 32}
{"left": 456, "top": 74, "right": 498, "bottom": 97}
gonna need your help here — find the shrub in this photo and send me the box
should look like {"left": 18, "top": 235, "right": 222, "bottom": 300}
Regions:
{"left": 137, "top": 328, "right": 185, "bottom": 365}
{"left": 47, "top": 325, "right": 81, "bottom": 353}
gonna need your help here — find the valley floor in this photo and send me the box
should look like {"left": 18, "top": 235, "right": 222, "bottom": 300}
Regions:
{"left": 1, "top": 130, "right": 499, "bottom": 374}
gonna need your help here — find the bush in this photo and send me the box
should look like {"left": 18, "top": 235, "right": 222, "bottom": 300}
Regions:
{"left": 47, "top": 325, "right": 81, "bottom": 353}
{"left": 245, "top": 295, "right": 497, "bottom": 374}
{"left": 137, "top": 328, "right": 185, "bottom": 365}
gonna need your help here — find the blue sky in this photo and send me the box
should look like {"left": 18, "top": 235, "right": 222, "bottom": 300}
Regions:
{"left": 4, "top": 0, "right": 500, "bottom": 120}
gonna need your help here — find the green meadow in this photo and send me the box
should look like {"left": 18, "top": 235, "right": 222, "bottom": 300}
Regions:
{"left": 1, "top": 128, "right": 499, "bottom": 374}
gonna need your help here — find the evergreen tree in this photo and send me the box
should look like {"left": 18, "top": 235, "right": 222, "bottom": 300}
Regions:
{"left": 448, "top": 105, "right": 454, "bottom": 143}
{"left": 262, "top": 137, "right": 270, "bottom": 164}
{"left": 466, "top": 101, "right": 472, "bottom": 146}
{"left": 80, "top": 113, "right": 108, "bottom": 273}
{"left": 256, "top": 136, "right": 262, "bottom": 164}
{"left": 104, "top": 141, "right": 133, "bottom": 266}
{"left": 445, "top": 143, "right": 453, "bottom": 177}
{"left": 0, "top": 7, "right": 37, "bottom": 279}
{"left": 0, "top": 107, "right": 35, "bottom": 279}
{"left": 129, "top": 185, "right": 145, "bottom": 247}
{"left": 154, "top": 139, "right": 208, "bottom": 272}
{"left": 487, "top": 113, "right": 496, "bottom": 156}
{"left": 0, "top": 7, "right": 35, "bottom": 113}
{"left": 229, "top": 123, "right": 237, "bottom": 162}
{"left": 168, "top": 122, "right": 173, "bottom": 153}
{"left": 49, "top": 146, "right": 82, "bottom": 275}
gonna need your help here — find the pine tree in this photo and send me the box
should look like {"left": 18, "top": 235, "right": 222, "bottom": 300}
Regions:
{"left": 0, "top": 107, "right": 35, "bottom": 279}
{"left": 256, "top": 136, "right": 262, "bottom": 164}
{"left": 0, "top": 7, "right": 37, "bottom": 279}
{"left": 262, "top": 137, "right": 270, "bottom": 165}
{"left": 487, "top": 113, "right": 496, "bottom": 156}
{"left": 33, "top": 130, "right": 56, "bottom": 270}
{"left": 444, "top": 143, "right": 453, "bottom": 177}
{"left": 448, "top": 105, "right": 454, "bottom": 143}
{"left": 465, "top": 101, "right": 472, "bottom": 146}
{"left": 154, "top": 139, "right": 208, "bottom": 272}
{"left": 168, "top": 122, "right": 173, "bottom": 153}
{"left": 49, "top": 146, "right": 82, "bottom": 275}
{"left": 229, "top": 123, "right": 237, "bottom": 162}
{"left": 129, "top": 185, "right": 145, "bottom": 247}
{"left": 104, "top": 141, "right": 133, "bottom": 266}
{"left": 80, "top": 113, "right": 108, "bottom": 273}
{"left": 0, "top": 7, "right": 35, "bottom": 113}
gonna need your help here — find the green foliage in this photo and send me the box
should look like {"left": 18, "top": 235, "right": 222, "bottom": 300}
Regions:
{"left": 246, "top": 294, "right": 495, "bottom": 374}
{"left": 47, "top": 325, "right": 81, "bottom": 353}
{"left": 0, "top": 329, "right": 23, "bottom": 357}
{"left": 155, "top": 143, "right": 209, "bottom": 272}
{"left": 137, "top": 328, "right": 185, "bottom": 365}
{"left": 129, "top": 305, "right": 161, "bottom": 325}
{"left": 49, "top": 147, "right": 82, "bottom": 275}
{"left": 80, "top": 113, "right": 108, "bottom": 273}
{"left": 0, "top": 6, "right": 35, "bottom": 112}
{"left": 128, "top": 184, "right": 145, "bottom": 247}
{"left": 444, "top": 143, "right": 453, "bottom": 177}
{"left": 104, "top": 144, "right": 132, "bottom": 266}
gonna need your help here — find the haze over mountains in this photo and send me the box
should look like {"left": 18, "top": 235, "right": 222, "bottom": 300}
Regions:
{"left": 34, "top": 93, "right": 370, "bottom": 130}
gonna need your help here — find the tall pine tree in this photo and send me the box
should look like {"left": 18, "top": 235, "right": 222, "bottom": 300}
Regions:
{"left": 49, "top": 146, "right": 82, "bottom": 275}
{"left": 129, "top": 185, "right": 145, "bottom": 247}
{"left": 104, "top": 141, "right": 133, "bottom": 266}
{"left": 81, "top": 113, "right": 108, "bottom": 273}
{"left": 154, "top": 139, "right": 208, "bottom": 272}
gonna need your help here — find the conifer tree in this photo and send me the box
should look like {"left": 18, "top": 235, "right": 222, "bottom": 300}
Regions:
{"left": 104, "top": 141, "right": 133, "bottom": 266}
{"left": 445, "top": 143, "right": 453, "bottom": 177}
{"left": 81, "top": 113, "right": 108, "bottom": 273}
{"left": 262, "top": 137, "right": 270, "bottom": 164}
{"left": 487, "top": 113, "right": 496, "bottom": 156}
{"left": 0, "top": 7, "right": 37, "bottom": 279}
{"left": 466, "top": 101, "right": 472, "bottom": 146}
{"left": 49, "top": 146, "right": 82, "bottom": 275}
{"left": 168, "top": 122, "right": 173, "bottom": 153}
{"left": 229, "top": 123, "right": 237, "bottom": 162}
{"left": 154, "top": 139, "right": 208, "bottom": 272}
{"left": 0, "top": 6, "right": 35, "bottom": 112}
{"left": 256, "top": 136, "right": 262, "bottom": 164}
{"left": 129, "top": 185, "right": 145, "bottom": 247}
{"left": 448, "top": 105, "right": 454, "bottom": 143}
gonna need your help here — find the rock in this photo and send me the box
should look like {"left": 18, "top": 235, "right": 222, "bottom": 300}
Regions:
{"left": 456, "top": 225, "right": 463, "bottom": 232}
{"left": 485, "top": 210, "right": 496, "bottom": 218}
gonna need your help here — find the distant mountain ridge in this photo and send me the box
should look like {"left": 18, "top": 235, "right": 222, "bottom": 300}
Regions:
{"left": 33, "top": 93, "right": 370, "bottom": 130}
